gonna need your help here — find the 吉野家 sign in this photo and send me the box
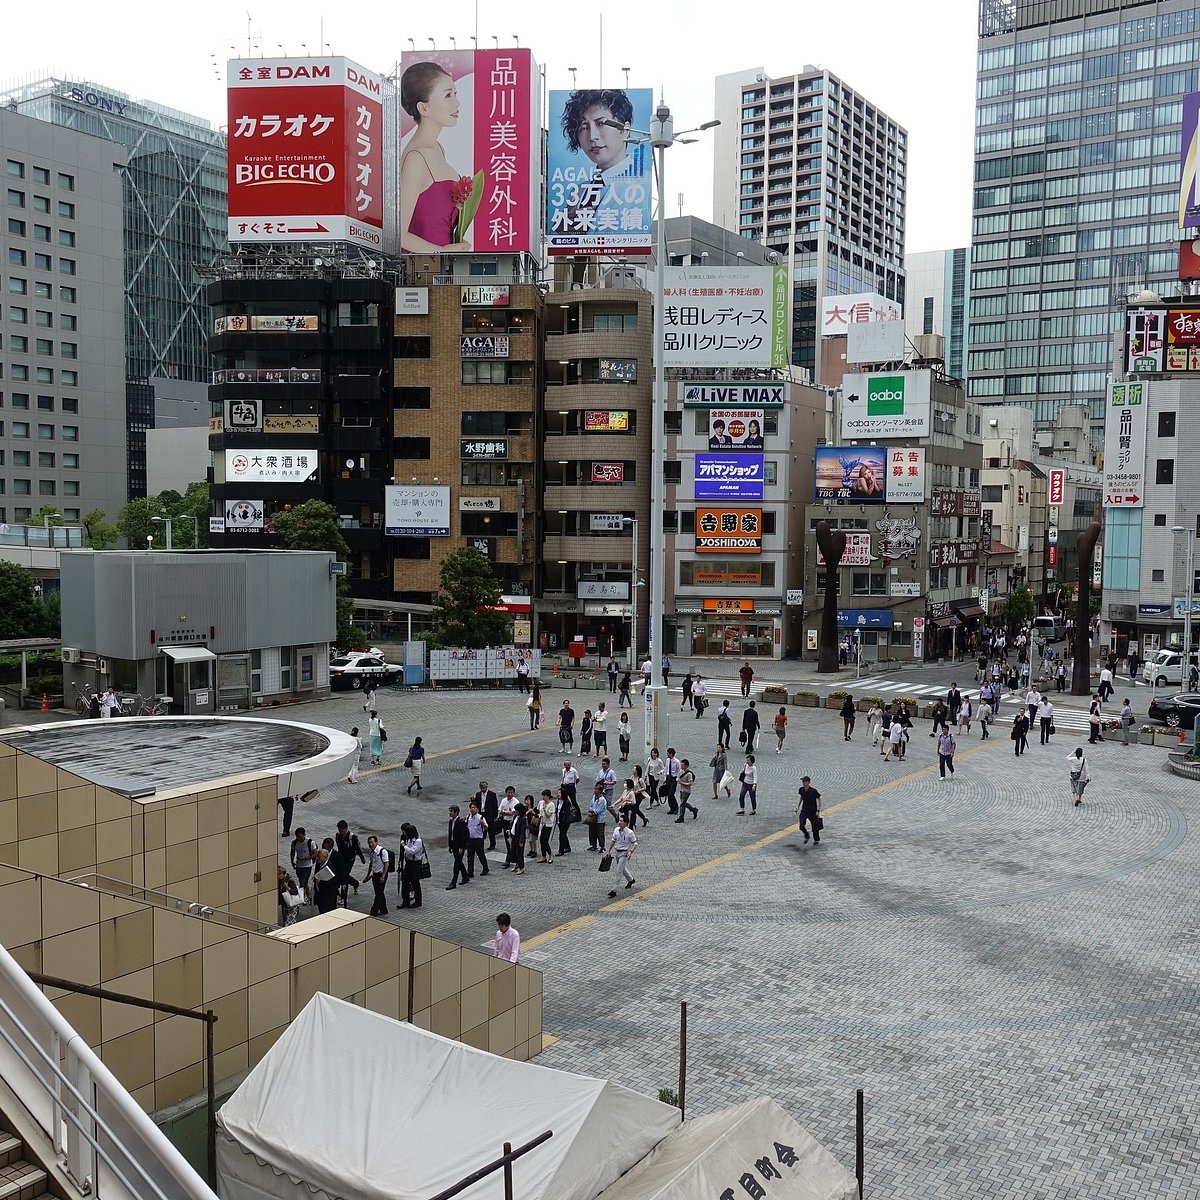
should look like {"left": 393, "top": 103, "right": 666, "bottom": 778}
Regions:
{"left": 384, "top": 485, "right": 451, "bottom": 536}
{"left": 886, "top": 447, "right": 925, "bottom": 504}
{"left": 460, "top": 439, "right": 508, "bottom": 460}
{"left": 584, "top": 410, "right": 630, "bottom": 432}
{"left": 460, "top": 335, "right": 509, "bottom": 358}
{"left": 1102, "top": 381, "right": 1146, "bottom": 507}
{"left": 813, "top": 446, "right": 886, "bottom": 501}
{"left": 460, "top": 285, "right": 510, "bottom": 307}
{"left": 399, "top": 49, "right": 540, "bottom": 254}
{"left": 694, "top": 454, "right": 765, "bottom": 500}
{"left": 547, "top": 87, "right": 654, "bottom": 257}
{"left": 694, "top": 507, "right": 762, "bottom": 554}
{"left": 225, "top": 449, "right": 317, "bottom": 483}
{"left": 591, "top": 462, "right": 625, "bottom": 483}
{"left": 840, "top": 371, "right": 932, "bottom": 439}
{"left": 661, "top": 266, "right": 789, "bottom": 370}
{"left": 707, "top": 408, "right": 765, "bottom": 452}
{"left": 226, "top": 56, "right": 385, "bottom": 249}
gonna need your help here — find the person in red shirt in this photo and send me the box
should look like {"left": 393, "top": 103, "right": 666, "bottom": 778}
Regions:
{"left": 738, "top": 661, "right": 754, "bottom": 698}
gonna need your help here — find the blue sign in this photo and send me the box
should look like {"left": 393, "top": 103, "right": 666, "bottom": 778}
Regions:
{"left": 836, "top": 609, "right": 894, "bottom": 629}
{"left": 694, "top": 453, "right": 765, "bottom": 500}
{"left": 1139, "top": 603, "right": 1172, "bottom": 617}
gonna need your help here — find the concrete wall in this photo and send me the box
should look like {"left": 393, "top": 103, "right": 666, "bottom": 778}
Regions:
{"left": 146, "top": 428, "right": 211, "bottom": 497}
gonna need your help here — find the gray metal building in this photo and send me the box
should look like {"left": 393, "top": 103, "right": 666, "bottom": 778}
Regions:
{"left": 0, "top": 108, "right": 128, "bottom": 527}
{"left": 59, "top": 550, "right": 337, "bottom": 712}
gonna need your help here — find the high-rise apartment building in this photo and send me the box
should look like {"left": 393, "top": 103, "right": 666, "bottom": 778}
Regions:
{"left": 0, "top": 109, "right": 129, "bottom": 526}
{"left": 969, "top": 0, "right": 1193, "bottom": 447}
{"left": 904, "top": 248, "right": 971, "bottom": 382}
{"left": 713, "top": 66, "right": 906, "bottom": 381}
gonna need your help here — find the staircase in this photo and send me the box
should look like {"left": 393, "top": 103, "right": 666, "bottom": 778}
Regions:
{"left": 0, "top": 1128, "right": 47, "bottom": 1200}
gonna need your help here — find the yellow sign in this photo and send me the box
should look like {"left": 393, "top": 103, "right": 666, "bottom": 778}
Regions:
{"left": 208, "top": 416, "right": 224, "bottom": 433}
{"left": 703, "top": 598, "right": 754, "bottom": 613}
{"left": 263, "top": 415, "right": 320, "bottom": 434}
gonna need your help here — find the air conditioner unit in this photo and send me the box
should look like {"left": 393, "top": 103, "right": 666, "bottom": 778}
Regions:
{"left": 61, "top": 648, "right": 81, "bottom": 664}
{"left": 98, "top": 659, "right": 109, "bottom": 674}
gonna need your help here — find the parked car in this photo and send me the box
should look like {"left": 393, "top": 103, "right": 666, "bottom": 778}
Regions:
{"left": 1032, "top": 615, "right": 1066, "bottom": 643}
{"left": 328, "top": 651, "right": 403, "bottom": 690}
{"left": 1142, "top": 649, "right": 1199, "bottom": 689}
{"left": 1147, "top": 691, "right": 1200, "bottom": 730}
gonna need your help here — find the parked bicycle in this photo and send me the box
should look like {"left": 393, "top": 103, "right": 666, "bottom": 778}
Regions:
{"left": 116, "top": 693, "right": 171, "bottom": 717}
{"left": 71, "top": 680, "right": 96, "bottom": 715}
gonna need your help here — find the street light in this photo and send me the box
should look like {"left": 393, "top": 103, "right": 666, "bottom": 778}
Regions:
{"left": 602, "top": 103, "right": 720, "bottom": 751}
{"left": 621, "top": 516, "right": 639, "bottom": 670}
{"left": 1172, "top": 524, "right": 1195, "bottom": 691}
{"left": 150, "top": 516, "right": 172, "bottom": 549}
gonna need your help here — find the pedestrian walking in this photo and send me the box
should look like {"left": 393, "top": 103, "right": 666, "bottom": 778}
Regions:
{"left": 312, "top": 849, "right": 339, "bottom": 914}
{"left": 946, "top": 683, "right": 962, "bottom": 724}
{"left": 662, "top": 655, "right": 671, "bottom": 688}
{"left": 290, "top": 829, "right": 317, "bottom": 901}
{"left": 641, "top": 658, "right": 653, "bottom": 691}
{"left": 473, "top": 781, "right": 500, "bottom": 850}
{"left": 680, "top": 672, "right": 694, "bottom": 710}
{"left": 710, "top": 745, "right": 732, "bottom": 799}
{"left": 867, "top": 702, "right": 882, "bottom": 747}
{"left": 928, "top": 700, "right": 946, "bottom": 737}
{"left": 980, "top": 702, "right": 992, "bottom": 739}
{"left": 937, "top": 726, "right": 957, "bottom": 780}
{"left": 618, "top": 671, "right": 633, "bottom": 708}
{"left": 663, "top": 747, "right": 682, "bottom": 814}
{"left": 645, "top": 748, "right": 666, "bottom": 807}
{"left": 557, "top": 700, "right": 575, "bottom": 750}
{"left": 1127, "top": 648, "right": 1140, "bottom": 681}
{"left": 739, "top": 661, "right": 754, "bottom": 697}
{"left": 795, "top": 777, "right": 822, "bottom": 844}
{"left": 1099, "top": 665, "right": 1114, "bottom": 704}
{"left": 840, "top": 695, "right": 856, "bottom": 741}
{"left": 526, "top": 685, "right": 542, "bottom": 730}
{"left": 895, "top": 705, "right": 912, "bottom": 760}
{"left": 1038, "top": 696, "right": 1055, "bottom": 745}
{"left": 537, "top": 790, "right": 556, "bottom": 863}
{"left": 774, "top": 706, "right": 788, "bottom": 753}
{"left": 607, "top": 658, "right": 620, "bottom": 693}
{"left": 628, "top": 768, "right": 650, "bottom": 826}
{"left": 1088, "top": 695, "right": 1104, "bottom": 744}
{"left": 367, "top": 710, "right": 385, "bottom": 766}
{"left": 740, "top": 701, "right": 761, "bottom": 752}
{"left": 1026, "top": 686, "right": 1040, "bottom": 729}
{"left": 595, "top": 757, "right": 617, "bottom": 810}
{"left": 716, "top": 701, "right": 733, "bottom": 748}
{"left": 494, "top": 913, "right": 521, "bottom": 962}
{"left": 346, "top": 727, "right": 362, "bottom": 784}
{"left": 736, "top": 755, "right": 758, "bottom": 814}
{"left": 880, "top": 704, "right": 894, "bottom": 754}
{"left": 1068, "top": 748, "right": 1090, "bottom": 807}
{"left": 592, "top": 702, "right": 610, "bottom": 757}
{"left": 1055, "top": 658, "right": 1066, "bottom": 692}
{"left": 362, "top": 835, "right": 390, "bottom": 916}
{"left": 399, "top": 824, "right": 426, "bottom": 909}
{"left": 1120, "top": 698, "right": 1134, "bottom": 746}
{"left": 516, "top": 658, "right": 531, "bottom": 694}
{"left": 466, "top": 801, "right": 490, "bottom": 877}
{"left": 1011, "top": 711, "right": 1029, "bottom": 755}
{"left": 580, "top": 710, "right": 594, "bottom": 757}
{"left": 605, "top": 816, "right": 638, "bottom": 896}
{"left": 587, "top": 783, "right": 607, "bottom": 851}
{"left": 692, "top": 675, "right": 708, "bottom": 718}
{"left": 617, "top": 779, "right": 640, "bottom": 829}
{"left": 675, "top": 759, "right": 698, "bottom": 822}
{"left": 557, "top": 781, "right": 579, "bottom": 854}
{"left": 617, "top": 712, "right": 631, "bottom": 761}
{"left": 884, "top": 716, "right": 904, "bottom": 762}
{"left": 957, "top": 696, "right": 973, "bottom": 737}
{"left": 445, "top": 807, "right": 470, "bottom": 889}
{"left": 405, "top": 736, "right": 425, "bottom": 793}
{"left": 334, "top": 821, "right": 364, "bottom": 905}
{"left": 277, "top": 866, "right": 301, "bottom": 926}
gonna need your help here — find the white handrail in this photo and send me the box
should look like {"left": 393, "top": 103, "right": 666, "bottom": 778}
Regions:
{"left": 0, "top": 942, "right": 216, "bottom": 1200}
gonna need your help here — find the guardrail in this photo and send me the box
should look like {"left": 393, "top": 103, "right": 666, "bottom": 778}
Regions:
{"left": 68, "top": 875, "right": 276, "bottom": 936}
{"left": 0, "top": 942, "right": 216, "bottom": 1200}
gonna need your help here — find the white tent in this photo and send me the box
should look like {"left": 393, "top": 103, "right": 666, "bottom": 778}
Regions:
{"left": 596, "top": 1097, "right": 857, "bottom": 1200}
{"left": 216, "top": 993, "right": 681, "bottom": 1200}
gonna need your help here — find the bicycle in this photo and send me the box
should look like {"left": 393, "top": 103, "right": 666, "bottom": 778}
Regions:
{"left": 116, "top": 693, "right": 169, "bottom": 716}
{"left": 71, "top": 680, "right": 95, "bottom": 715}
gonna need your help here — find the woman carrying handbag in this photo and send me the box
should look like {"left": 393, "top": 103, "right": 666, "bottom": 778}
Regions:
{"left": 399, "top": 824, "right": 428, "bottom": 909}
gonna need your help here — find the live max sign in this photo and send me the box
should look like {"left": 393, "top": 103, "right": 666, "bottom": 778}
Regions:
{"left": 1048, "top": 468, "right": 1065, "bottom": 506}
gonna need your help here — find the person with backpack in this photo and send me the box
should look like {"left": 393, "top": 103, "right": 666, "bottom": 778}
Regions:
{"left": 289, "top": 828, "right": 317, "bottom": 901}
{"left": 674, "top": 758, "right": 699, "bottom": 822}
{"left": 937, "top": 725, "right": 957, "bottom": 780}
{"left": 716, "top": 701, "right": 733, "bottom": 749}
{"left": 364, "top": 835, "right": 391, "bottom": 916}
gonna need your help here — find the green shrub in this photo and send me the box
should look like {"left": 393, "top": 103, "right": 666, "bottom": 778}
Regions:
{"left": 26, "top": 674, "right": 63, "bottom": 695}
{"left": 827, "top": 689, "right": 851, "bottom": 699}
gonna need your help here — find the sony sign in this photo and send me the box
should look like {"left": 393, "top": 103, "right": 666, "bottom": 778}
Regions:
{"left": 68, "top": 86, "right": 128, "bottom": 116}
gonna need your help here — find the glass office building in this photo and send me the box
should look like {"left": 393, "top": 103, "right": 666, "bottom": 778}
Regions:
{"left": 970, "top": 0, "right": 1193, "bottom": 448}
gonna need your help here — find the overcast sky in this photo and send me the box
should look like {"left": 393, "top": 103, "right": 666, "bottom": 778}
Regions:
{"left": 1, "top": 0, "right": 978, "bottom": 255}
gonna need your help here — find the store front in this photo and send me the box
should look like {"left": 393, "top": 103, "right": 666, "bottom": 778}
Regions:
{"left": 675, "top": 599, "right": 781, "bottom": 658}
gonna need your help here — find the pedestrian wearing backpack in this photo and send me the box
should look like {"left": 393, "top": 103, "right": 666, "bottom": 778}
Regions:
{"left": 937, "top": 726, "right": 957, "bottom": 780}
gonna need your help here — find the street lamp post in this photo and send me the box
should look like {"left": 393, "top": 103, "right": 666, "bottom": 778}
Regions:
{"left": 150, "top": 516, "right": 173, "bottom": 549}
{"left": 621, "top": 516, "right": 639, "bottom": 671}
{"left": 1172, "top": 524, "right": 1195, "bottom": 690}
{"left": 603, "top": 104, "right": 719, "bottom": 752}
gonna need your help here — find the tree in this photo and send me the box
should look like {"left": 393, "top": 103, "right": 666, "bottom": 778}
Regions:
{"left": 116, "top": 496, "right": 159, "bottom": 549}
{"left": 1003, "top": 584, "right": 1036, "bottom": 633}
{"left": 0, "top": 562, "right": 42, "bottom": 638}
{"left": 432, "top": 547, "right": 509, "bottom": 648}
{"left": 83, "top": 508, "right": 119, "bottom": 550}
{"left": 171, "top": 482, "right": 211, "bottom": 548}
{"left": 270, "top": 500, "right": 350, "bottom": 558}
{"left": 24, "top": 505, "right": 64, "bottom": 527}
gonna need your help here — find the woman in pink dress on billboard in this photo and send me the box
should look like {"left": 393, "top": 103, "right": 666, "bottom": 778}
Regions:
{"left": 400, "top": 62, "right": 472, "bottom": 252}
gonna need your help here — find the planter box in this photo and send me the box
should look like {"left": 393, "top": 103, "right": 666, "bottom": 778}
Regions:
{"left": 761, "top": 687, "right": 789, "bottom": 703}
{"left": 826, "top": 695, "right": 849, "bottom": 710}
{"left": 792, "top": 693, "right": 819, "bottom": 707}
{"left": 922, "top": 702, "right": 940, "bottom": 718}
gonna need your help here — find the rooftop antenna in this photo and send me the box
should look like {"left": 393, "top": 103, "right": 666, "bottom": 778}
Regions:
{"left": 569, "top": 66, "right": 577, "bottom": 89}
{"left": 513, "top": 33, "right": 520, "bottom": 47}
{"left": 622, "top": 66, "right": 631, "bottom": 89}
{"left": 246, "top": 12, "right": 253, "bottom": 56}
{"left": 449, "top": 36, "right": 457, "bottom": 49}
{"left": 492, "top": 35, "right": 499, "bottom": 48}
{"left": 408, "top": 38, "right": 415, "bottom": 51}
{"left": 428, "top": 37, "right": 436, "bottom": 49}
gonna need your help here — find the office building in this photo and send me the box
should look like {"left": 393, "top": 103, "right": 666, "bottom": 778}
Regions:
{"left": 713, "top": 65, "right": 907, "bottom": 381}
{"left": 904, "top": 248, "right": 970, "bottom": 382}
{"left": 969, "top": 0, "right": 1194, "bottom": 448}
{"left": 0, "top": 108, "right": 128, "bottom": 527}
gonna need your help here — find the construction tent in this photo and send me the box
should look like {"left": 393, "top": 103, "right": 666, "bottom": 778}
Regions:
{"left": 596, "top": 1097, "right": 857, "bottom": 1200}
{"left": 215, "top": 993, "right": 681, "bottom": 1200}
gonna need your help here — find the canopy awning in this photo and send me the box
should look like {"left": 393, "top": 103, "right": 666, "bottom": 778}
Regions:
{"left": 952, "top": 604, "right": 986, "bottom": 619}
{"left": 159, "top": 645, "right": 216, "bottom": 662}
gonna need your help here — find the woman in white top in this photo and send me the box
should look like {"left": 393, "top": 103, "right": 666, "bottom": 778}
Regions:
{"left": 957, "top": 696, "right": 973, "bottom": 735}
{"left": 645, "top": 749, "right": 666, "bottom": 807}
{"left": 1067, "top": 748, "right": 1090, "bottom": 807}
{"left": 737, "top": 755, "right": 758, "bottom": 814}
{"left": 367, "top": 711, "right": 384, "bottom": 765}
{"left": 537, "top": 790, "right": 557, "bottom": 863}
{"left": 362, "top": 685, "right": 377, "bottom": 714}
{"left": 867, "top": 703, "right": 882, "bottom": 747}
{"left": 399, "top": 825, "right": 426, "bottom": 909}
{"left": 497, "top": 790, "right": 518, "bottom": 860}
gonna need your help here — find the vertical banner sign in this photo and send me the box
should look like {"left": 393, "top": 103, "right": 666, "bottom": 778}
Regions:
{"left": 661, "top": 266, "right": 788, "bottom": 369}
{"left": 399, "top": 49, "right": 539, "bottom": 254}
{"left": 1180, "top": 91, "right": 1200, "bottom": 230}
{"left": 886, "top": 447, "right": 925, "bottom": 504}
{"left": 1048, "top": 468, "right": 1065, "bottom": 507}
{"left": 1102, "top": 382, "right": 1146, "bottom": 508}
{"left": 546, "top": 87, "right": 653, "bottom": 256}
{"left": 227, "top": 57, "right": 384, "bottom": 248}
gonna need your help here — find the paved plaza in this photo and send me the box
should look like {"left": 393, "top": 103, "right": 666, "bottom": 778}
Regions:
{"left": 268, "top": 672, "right": 1200, "bottom": 1197}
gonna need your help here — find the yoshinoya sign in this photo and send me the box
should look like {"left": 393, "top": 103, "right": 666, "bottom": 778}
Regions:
{"left": 384, "top": 485, "right": 451, "bottom": 536}
{"left": 694, "top": 454, "right": 765, "bottom": 500}
{"left": 681, "top": 383, "right": 786, "bottom": 407}
{"left": 841, "top": 371, "right": 932, "bottom": 439}
{"left": 460, "top": 335, "right": 510, "bottom": 358}
{"left": 694, "top": 507, "right": 762, "bottom": 554}
{"left": 225, "top": 449, "right": 317, "bottom": 482}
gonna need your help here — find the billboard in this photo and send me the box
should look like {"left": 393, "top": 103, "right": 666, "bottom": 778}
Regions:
{"left": 584, "top": 411, "right": 630, "bottom": 432}
{"left": 461, "top": 439, "right": 508, "bottom": 459}
{"left": 1125, "top": 307, "right": 1165, "bottom": 373}
{"left": 399, "top": 49, "right": 539, "bottom": 254}
{"left": 224, "top": 500, "right": 265, "bottom": 531}
{"left": 1102, "top": 381, "right": 1146, "bottom": 508}
{"left": 591, "top": 462, "right": 626, "bottom": 483}
{"left": 1048, "top": 468, "right": 1065, "bottom": 507}
{"left": 846, "top": 319, "right": 906, "bottom": 364}
{"left": 694, "top": 454, "right": 765, "bottom": 500}
{"left": 225, "top": 449, "right": 317, "bottom": 483}
{"left": 821, "top": 293, "right": 903, "bottom": 331}
{"left": 662, "top": 266, "right": 788, "bottom": 369}
{"left": 694, "top": 507, "right": 762, "bottom": 554}
{"left": 813, "top": 446, "right": 887, "bottom": 501}
{"left": 1181, "top": 91, "right": 1200, "bottom": 229}
{"left": 840, "top": 371, "right": 932, "bottom": 439}
{"left": 886, "top": 447, "right": 925, "bottom": 504}
{"left": 547, "top": 87, "right": 653, "bottom": 257}
{"left": 707, "top": 409, "right": 765, "bottom": 451}
{"left": 681, "top": 383, "right": 787, "bottom": 407}
{"left": 817, "top": 532, "right": 873, "bottom": 566}
{"left": 460, "top": 335, "right": 509, "bottom": 358}
{"left": 385, "top": 485, "right": 451, "bottom": 536}
{"left": 227, "top": 57, "right": 384, "bottom": 248}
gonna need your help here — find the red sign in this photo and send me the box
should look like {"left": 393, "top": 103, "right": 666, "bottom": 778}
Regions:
{"left": 1048, "top": 468, "right": 1065, "bottom": 506}
{"left": 591, "top": 462, "right": 625, "bottom": 483}
{"left": 1047, "top": 544, "right": 1059, "bottom": 567}
{"left": 227, "top": 57, "right": 384, "bottom": 248}
{"left": 1181, "top": 240, "right": 1200, "bottom": 282}
{"left": 1167, "top": 308, "right": 1200, "bottom": 345}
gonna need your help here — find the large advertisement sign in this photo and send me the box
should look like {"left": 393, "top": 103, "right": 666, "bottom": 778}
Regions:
{"left": 887, "top": 447, "right": 925, "bottom": 504}
{"left": 227, "top": 57, "right": 384, "bottom": 248}
{"left": 821, "top": 293, "right": 903, "bottom": 330}
{"left": 547, "top": 87, "right": 653, "bottom": 257}
{"left": 694, "top": 454, "right": 765, "bottom": 500}
{"left": 1125, "top": 307, "right": 1166, "bottom": 373}
{"left": 662, "top": 266, "right": 788, "bottom": 369}
{"left": 1102, "top": 382, "right": 1146, "bottom": 508}
{"left": 584, "top": 411, "right": 630, "bottom": 432}
{"left": 224, "top": 500, "right": 265, "bottom": 531}
{"left": 385, "top": 485, "right": 451, "bottom": 536}
{"left": 1181, "top": 91, "right": 1200, "bottom": 229}
{"left": 813, "top": 446, "right": 886, "bottom": 501}
{"left": 694, "top": 507, "right": 762, "bottom": 554}
{"left": 225, "top": 449, "right": 317, "bottom": 483}
{"left": 707, "top": 409, "right": 765, "bottom": 451}
{"left": 399, "top": 49, "right": 539, "bottom": 254}
{"left": 817, "top": 532, "right": 872, "bottom": 566}
{"left": 840, "top": 371, "right": 932, "bottom": 439}
{"left": 681, "top": 383, "right": 786, "bottom": 407}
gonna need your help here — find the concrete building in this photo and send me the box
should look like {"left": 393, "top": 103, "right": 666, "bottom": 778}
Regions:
{"left": 0, "top": 108, "right": 129, "bottom": 527}
{"left": 713, "top": 65, "right": 906, "bottom": 381}
{"left": 59, "top": 549, "right": 337, "bottom": 712}
{"left": 904, "top": 248, "right": 970, "bottom": 383}
{"left": 969, "top": 0, "right": 1194, "bottom": 447}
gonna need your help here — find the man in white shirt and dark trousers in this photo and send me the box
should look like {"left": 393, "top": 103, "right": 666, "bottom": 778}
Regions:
{"left": 663, "top": 748, "right": 682, "bottom": 815}
{"left": 365, "top": 836, "right": 390, "bottom": 917}
{"left": 466, "top": 802, "right": 490, "bottom": 877}
{"left": 606, "top": 816, "right": 637, "bottom": 897}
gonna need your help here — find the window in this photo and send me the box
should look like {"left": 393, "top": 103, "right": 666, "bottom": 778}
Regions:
{"left": 37, "top": 452, "right": 54, "bottom": 467}
{"left": 35, "top": 339, "right": 52, "bottom": 355}
{"left": 58, "top": 230, "right": 75, "bottom": 248}
{"left": 5, "top": 161, "right": 23, "bottom": 179}
{"left": 6, "top": 190, "right": 24, "bottom": 208}
{"left": 1155, "top": 460, "right": 1174, "bottom": 484}
{"left": 460, "top": 461, "right": 513, "bottom": 486}
{"left": 37, "top": 424, "right": 53, "bottom": 439}
{"left": 36, "top": 396, "right": 52, "bottom": 411}
{"left": 33, "top": 281, "right": 50, "bottom": 298}
{"left": 32, "top": 196, "right": 49, "bottom": 214}
{"left": 58, "top": 259, "right": 75, "bottom": 275}
{"left": 1158, "top": 412, "right": 1176, "bottom": 437}
{"left": 38, "top": 480, "right": 55, "bottom": 495}
{"left": 7, "top": 249, "right": 24, "bottom": 266}
{"left": 8, "top": 305, "right": 26, "bottom": 322}
{"left": 61, "top": 373, "right": 77, "bottom": 389}
{"left": 32, "top": 225, "right": 49, "bottom": 242}
{"left": 279, "top": 648, "right": 293, "bottom": 691}
{"left": 12, "top": 451, "right": 28, "bottom": 465}
{"left": 10, "top": 365, "right": 27, "bottom": 381}
{"left": 7, "top": 220, "right": 25, "bottom": 237}
{"left": 10, "top": 336, "right": 27, "bottom": 352}
{"left": 394, "top": 387, "right": 430, "bottom": 408}
{"left": 250, "top": 649, "right": 262, "bottom": 694}
{"left": 393, "top": 335, "right": 430, "bottom": 358}
{"left": 336, "top": 301, "right": 379, "bottom": 326}
{"left": 1152, "top": 568, "right": 1165, "bottom": 582}
{"left": 461, "top": 411, "right": 507, "bottom": 436}
{"left": 1154, "top": 513, "right": 1167, "bottom": 526}
{"left": 62, "top": 481, "right": 78, "bottom": 496}
{"left": 393, "top": 436, "right": 430, "bottom": 459}
{"left": 57, "top": 173, "right": 74, "bottom": 191}
{"left": 663, "top": 461, "right": 682, "bottom": 484}
{"left": 62, "top": 453, "right": 78, "bottom": 469}
{"left": 57, "top": 201, "right": 74, "bottom": 219}
{"left": 11, "top": 394, "right": 28, "bottom": 408}
{"left": 33, "top": 253, "right": 50, "bottom": 272}
{"left": 60, "top": 342, "right": 76, "bottom": 359}
{"left": 392, "top": 537, "right": 431, "bottom": 560}
{"left": 13, "top": 479, "right": 30, "bottom": 495}
{"left": 461, "top": 361, "right": 511, "bottom": 384}
{"left": 58, "top": 286, "right": 75, "bottom": 303}
{"left": 33, "top": 310, "right": 50, "bottom": 327}
{"left": 62, "top": 425, "right": 77, "bottom": 441}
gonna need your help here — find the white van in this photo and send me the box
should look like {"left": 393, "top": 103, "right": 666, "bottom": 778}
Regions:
{"left": 1032, "top": 615, "right": 1066, "bottom": 643}
{"left": 1142, "top": 649, "right": 1199, "bottom": 688}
